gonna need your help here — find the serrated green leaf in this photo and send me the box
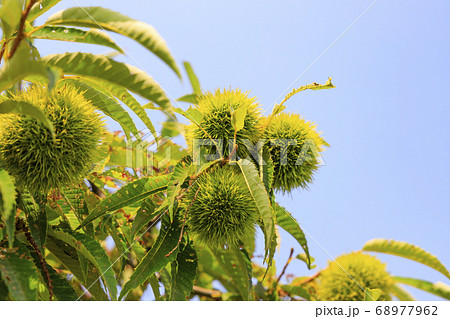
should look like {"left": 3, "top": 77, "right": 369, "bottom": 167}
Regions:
{"left": 27, "top": 247, "right": 78, "bottom": 301}
{"left": 274, "top": 203, "right": 311, "bottom": 269}
{"left": 212, "top": 246, "right": 252, "bottom": 301}
{"left": 78, "top": 174, "right": 171, "bottom": 229}
{"left": 0, "top": 247, "right": 39, "bottom": 301}
{"left": 30, "top": 26, "right": 123, "bottom": 53}
{"left": 28, "top": 0, "right": 62, "bottom": 22}
{"left": 42, "top": 52, "right": 172, "bottom": 111}
{"left": 261, "top": 148, "right": 274, "bottom": 194}
{"left": 170, "top": 242, "right": 197, "bottom": 301}
{"left": 0, "top": 100, "right": 54, "bottom": 135}
{"left": 177, "top": 93, "right": 199, "bottom": 104}
{"left": 119, "top": 216, "right": 182, "bottom": 300}
{"left": 296, "top": 253, "right": 316, "bottom": 269}
{"left": 0, "top": 44, "right": 60, "bottom": 92}
{"left": 48, "top": 229, "right": 118, "bottom": 300}
{"left": 131, "top": 198, "right": 158, "bottom": 236}
{"left": 363, "top": 239, "right": 450, "bottom": 280}
{"left": 183, "top": 61, "right": 201, "bottom": 94}
{"left": 167, "top": 157, "right": 193, "bottom": 221}
{"left": 394, "top": 277, "right": 450, "bottom": 300}
{"left": 57, "top": 78, "right": 138, "bottom": 139}
{"left": 45, "top": 6, "right": 181, "bottom": 78}
{"left": 45, "top": 235, "right": 109, "bottom": 300}
{"left": 236, "top": 159, "right": 275, "bottom": 263}
{"left": 389, "top": 284, "right": 415, "bottom": 301}
{"left": 89, "top": 78, "right": 158, "bottom": 139}
{"left": 276, "top": 77, "right": 335, "bottom": 112}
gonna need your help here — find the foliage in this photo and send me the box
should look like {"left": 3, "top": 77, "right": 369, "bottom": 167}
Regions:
{"left": 0, "top": 0, "right": 447, "bottom": 302}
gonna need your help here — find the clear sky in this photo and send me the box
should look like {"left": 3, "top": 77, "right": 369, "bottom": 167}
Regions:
{"left": 34, "top": 0, "right": 450, "bottom": 300}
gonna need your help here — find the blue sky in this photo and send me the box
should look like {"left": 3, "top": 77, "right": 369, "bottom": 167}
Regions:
{"left": 34, "top": 0, "right": 450, "bottom": 300}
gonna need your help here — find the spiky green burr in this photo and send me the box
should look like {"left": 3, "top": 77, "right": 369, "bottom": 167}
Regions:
{"left": 0, "top": 85, "right": 104, "bottom": 194}
{"left": 264, "top": 113, "right": 328, "bottom": 193}
{"left": 185, "top": 165, "right": 258, "bottom": 249}
{"left": 186, "top": 89, "right": 263, "bottom": 160}
{"left": 317, "top": 252, "right": 394, "bottom": 301}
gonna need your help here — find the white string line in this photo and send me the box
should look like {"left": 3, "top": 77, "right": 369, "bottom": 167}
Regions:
{"left": 71, "top": 0, "right": 183, "bottom": 110}
{"left": 69, "top": 0, "right": 378, "bottom": 300}
{"left": 260, "top": 0, "right": 380, "bottom": 117}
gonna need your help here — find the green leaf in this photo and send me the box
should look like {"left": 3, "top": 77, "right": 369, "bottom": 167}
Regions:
{"left": 0, "top": 169, "right": 15, "bottom": 248}
{"left": 148, "top": 275, "right": 161, "bottom": 301}
{"left": 46, "top": 234, "right": 109, "bottom": 300}
{"left": 0, "top": 44, "right": 60, "bottom": 92}
{"left": 18, "top": 192, "right": 47, "bottom": 252}
{"left": 42, "top": 52, "right": 172, "bottom": 111}
{"left": 281, "top": 284, "right": 311, "bottom": 300}
{"left": 174, "top": 106, "right": 204, "bottom": 125}
{"left": 177, "top": 93, "right": 199, "bottom": 104}
{"left": 296, "top": 253, "right": 316, "bottom": 270}
{"left": 170, "top": 242, "right": 197, "bottom": 301}
{"left": 236, "top": 159, "right": 275, "bottom": 263}
{"left": 274, "top": 204, "right": 311, "bottom": 269}
{"left": 0, "top": 247, "right": 39, "bottom": 301}
{"left": 48, "top": 229, "right": 118, "bottom": 300}
{"left": 363, "top": 239, "right": 450, "bottom": 280}
{"left": 389, "top": 284, "right": 415, "bottom": 301}
{"left": 45, "top": 6, "right": 181, "bottom": 78}
{"left": 276, "top": 77, "right": 335, "bottom": 111}
{"left": 0, "top": 0, "right": 24, "bottom": 37}
{"left": 84, "top": 77, "right": 157, "bottom": 139}
{"left": 231, "top": 105, "right": 247, "bottom": 132}
{"left": 30, "top": 26, "right": 123, "bottom": 53}
{"left": 0, "top": 277, "right": 8, "bottom": 300}
{"left": 131, "top": 198, "right": 158, "bottom": 236}
{"left": 57, "top": 78, "right": 139, "bottom": 138}
{"left": 183, "top": 61, "right": 201, "bottom": 94}
{"left": 28, "top": 0, "right": 62, "bottom": 22}
{"left": 0, "top": 100, "right": 54, "bottom": 137}
{"left": 78, "top": 174, "right": 171, "bottom": 229}
{"left": 212, "top": 246, "right": 252, "bottom": 301}
{"left": 261, "top": 148, "right": 274, "bottom": 194}
{"left": 394, "top": 277, "right": 450, "bottom": 300}
{"left": 119, "top": 216, "right": 182, "bottom": 300}
{"left": 27, "top": 247, "right": 78, "bottom": 301}
{"left": 0, "top": 169, "right": 15, "bottom": 224}
{"left": 364, "top": 288, "right": 382, "bottom": 301}
{"left": 167, "top": 157, "right": 193, "bottom": 221}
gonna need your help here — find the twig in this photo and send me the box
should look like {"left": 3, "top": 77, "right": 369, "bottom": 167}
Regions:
{"left": 298, "top": 271, "right": 321, "bottom": 285}
{"left": 165, "top": 187, "right": 201, "bottom": 257}
{"left": 192, "top": 285, "right": 222, "bottom": 300}
{"left": 24, "top": 229, "right": 53, "bottom": 301}
{"left": 7, "top": 0, "right": 38, "bottom": 59}
{"left": 275, "top": 248, "right": 295, "bottom": 286}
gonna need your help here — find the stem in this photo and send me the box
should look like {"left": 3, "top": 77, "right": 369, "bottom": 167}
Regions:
{"left": 165, "top": 187, "right": 201, "bottom": 257}
{"left": 8, "top": 0, "right": 38, "bottom": 59}
{"left": 24, "top": 229, "right": 53, "bottom": 301}
{"left": 192, "top": 285, "right": 222, "bottom": 300}
{"left": 275, "top": 248, "right": 294, "bottom": 286}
